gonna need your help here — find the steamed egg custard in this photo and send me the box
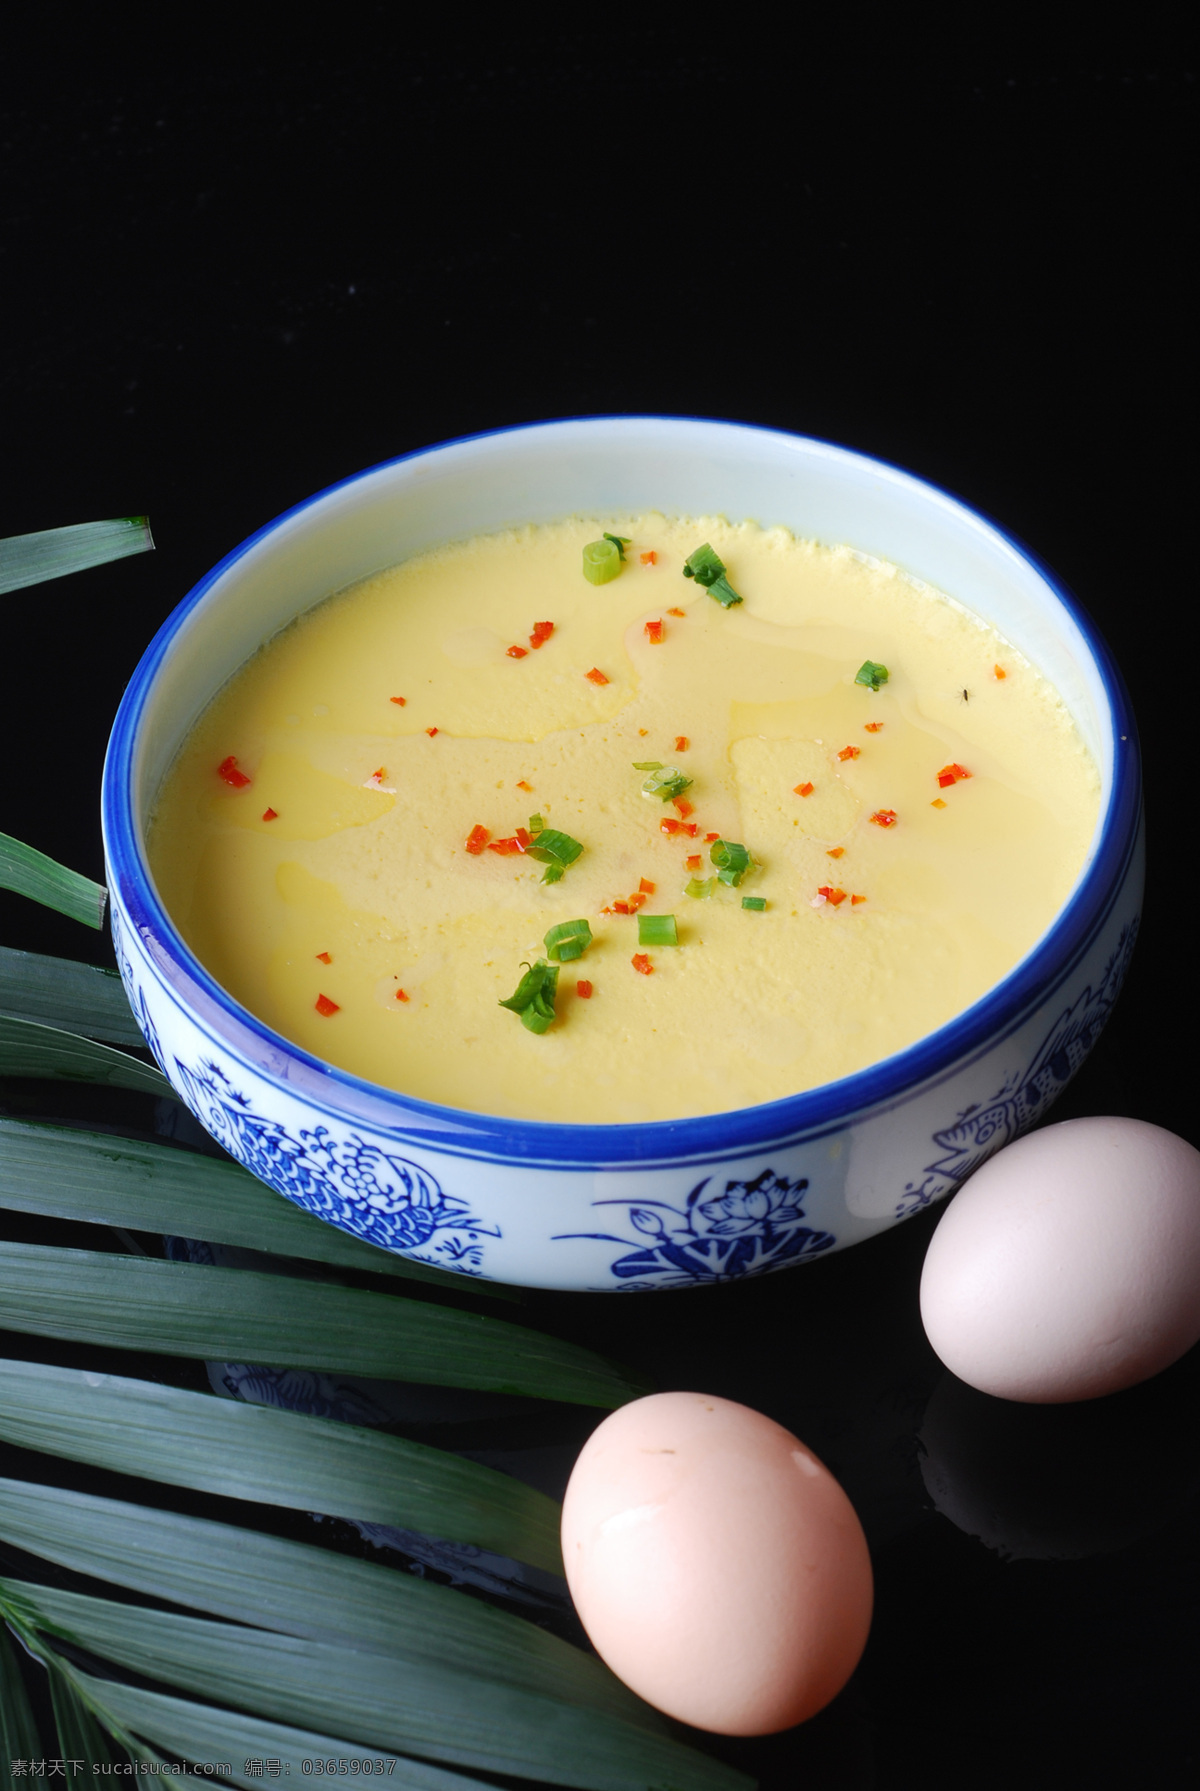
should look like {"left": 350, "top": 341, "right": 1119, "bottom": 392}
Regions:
{"left": 147, "top": 516, "right": 1100, "bottom": 1125}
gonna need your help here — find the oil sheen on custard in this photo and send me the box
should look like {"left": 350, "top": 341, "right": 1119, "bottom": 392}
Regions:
{"left": 147, "top": 515, "right": 1101, "bottom": 1124}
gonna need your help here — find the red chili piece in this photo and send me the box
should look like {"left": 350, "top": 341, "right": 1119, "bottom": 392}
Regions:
{"left": 686, "top": 854, "right": 702, "bottom": 871}
{"left": 507, "top": 645, "right": 528, "bottom": 659}
{"left": 817, "top": 886, "right": 848, "bottom": 907}
{"left": 315, "top": 952, "right": 332, "bottom": 964}
{"left": 704, "top": 830, "right": 720, "bottom": 842}
{"left": 851, "top": 894, "right": 867, "bottom": 905}
{"left": 672, "top": 797, "right": 694, "bottom": 819}
{"left": 641, "top": 551, "right": 658, "bottom": 566}
{"left": 516, "top": 779, "right": 533, "bottom": 791}
{"left": 674, "top": 735, "right": 689, "bottom": 751}
{"left": 395, "top": 988, "right": 410, "bottom": 1002}
{"left": 864, "top": 721, "right": 884, "bottom": 732}
{"left": 530, "top": 621, "right": 554, "bottom": 648}
{"left": 667, "top": 606, "right": 685, "bottom": 616}
{"left": 390, "top": 695, "right": 406, "bottom": 706}
{"left": 465, "top": 824, "right": 490, "bottom": 855}
{"left": 632, "top": 954, "right": 654, "bottom": 975}
{"left": 315, "top": 993, "right": 340, "bottom": 1016}
{"left": 869, "top": 809, "right": 898, "bottom": 828}
{"left": 586, "top": 668, "right": 610, "bottom": 685}
{"left": 937, "top": 762, "right": 972, "bottom": 788}
{"left": 795, "top": 782, "right": 814, "bottom": 797}
{"left": 262, "top": 807, "right": 278, "bottom": 821}
{"left": 576, "top": 979, "right": 594, "bottom": 998}
{"left": 827, "top": 847, "right": 845, "bottom": 859}
{"left": 487, "top": 837, "right": 524, "bottom": 856}
{"left": 660, "top": 818, "right": 699, "bottom": 838}
{"left": 645, "top": 619, "right": 664, "bottom": 644}
{"left": 217, "top": 755, "right": 251, "bottom": 788}
{"left": 838, "top": 746, "right": 861, "bottom": 762}
{"left": 638, "top": 877, "right": 655, "bottom": 894}
{"left": 426, "top": 727, "right": 439, "bottom": 737}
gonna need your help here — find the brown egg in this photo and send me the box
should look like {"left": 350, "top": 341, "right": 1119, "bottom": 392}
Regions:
{"left": 560, "top": 1391, "right": 873, "bottom": 1735}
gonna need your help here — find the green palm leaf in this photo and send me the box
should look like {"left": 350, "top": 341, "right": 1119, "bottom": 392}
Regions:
{"left": 0, "top": 833, "right": 107, "bottom": 929}
{"left": 47, "top": 1660, "right": 115, "bottom": 1769}
{"left": 0, "top": 1478, "right": 663, "bottom": 1733}
{"left": 0, "top": 517, "right": 154, "bottom": 595}
{"left": 0, "top": 1361, "right": 564, "bottom": 1573}
{"left": 0, "top": 1242, "right": 643, "bottom": 1405}
{"left": 1, "top": 1580, "right": 750, "bottom": 1791}
{"left": 0, "top": 1013, "right": 170, "bottom": 1095}
{"left": 0, "top": 1118, "right": 520, "bottom": 1301}
{"left": 1, "top": 1620, "right": 41, "bottom": 1766}
{"left": 0, "top": 946, "right": 145, "bottom": 1045}
{"left": 49, "top": 1661, "right": 498, "bottom": 1790}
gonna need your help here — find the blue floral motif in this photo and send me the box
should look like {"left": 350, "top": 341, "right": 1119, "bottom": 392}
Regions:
{"left": 110, "top": 908, "right": 168, "bottom": 1077}
{"left": 896, "top": 920, "right": 1139, "bottom": 1219}
{"left": 162, "top": 1055, "right": 499, "bottom": 1273}
{"left": 560, "top": 1168, "right": 836, "bottom": 1288}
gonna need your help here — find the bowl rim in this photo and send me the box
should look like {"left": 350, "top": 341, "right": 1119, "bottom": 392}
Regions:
{"left": 102, "top": 415, "right": 1142, "bottom": 1168}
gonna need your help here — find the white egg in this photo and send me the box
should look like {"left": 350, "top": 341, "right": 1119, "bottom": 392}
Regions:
{"left": 920, "top": 1117, "right": 1200, "bottom": 1402}
{"left": 561, "top": 1391, "right": 873, "bottom": 1736}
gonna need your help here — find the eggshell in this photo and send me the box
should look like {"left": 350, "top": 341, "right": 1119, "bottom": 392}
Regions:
{"left": 560, "top": 1391, "right": 873, "bottom": 1736}
{"left": 919, "top": 1117, "right": 1200, "bottom": 1402}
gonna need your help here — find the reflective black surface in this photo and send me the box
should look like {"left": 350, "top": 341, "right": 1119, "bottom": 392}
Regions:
{"left": 2, "top": 21, "right": 1196, "bottom": 1787}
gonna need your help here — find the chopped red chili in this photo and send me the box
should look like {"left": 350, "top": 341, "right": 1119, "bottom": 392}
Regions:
{"left": 667, "top": 606, "right": 685, "bottom": 616}
{"left": 686, "top": 854, "right": 702, "bottom": 871}
{"left": 628, "top": 891, "right": 648, "bottom": 911}
{"left": 931, "top": 797, "right": 948, "bottom": 809}
{"left": 612, "top": 899, "right": 632, "bottom": 915}
{"left": 586, "top": 667, "right": 610, "bottom": 685}
{"left": 639, "top": 877, "right": 655, "bottom": 894}
{"left": 645, "top": 619, "right": 664, "bottom": 644}
{"left": 426, "top": 727, "right": 439, "bottom": 737}
{"left": 851, "top": 893, "right": 867, "bottom": 905}
{"left": 661, "top": 818, "right": 699, "bottom": 838}
{"left": 936, "top": 763, "right": 971, "bottom": 788}
{"left": 217, "top": 756, "right": 251, "bottom": 788}
{"left": 530, "top": 621, "right": 554, "bottom": 648}
{"left": 864, "top": 721, "right": 884, "bottom": 732}
{"left": 838, "top": 746, "right": 861, "bottom": 762}
{"left": 315, "top": 993, "right": 340, "bottom": 1016}
{"left": 315, "top": 952, "right": 332, "bottom": 964}
{"left": 817, "top": 885, "right": 848, "bottom": 907}
{"left": 517, "top": 780, "right": 532, "bottom": 791}
{"left": 632, "top": 953, "right": 654, "bottom": 975}
{"left": 994, "top": 664, "right": 1007, "bottom": 680}
{"left": 795, "top": 782, "right": 814, "bottom": 797}
{"left": 262, "top": 807, "right": 278, "bottom": 821}
{"left": 704, "top": 830, "right": 720, "bottom": 842}
{"left": 827, "top": 846, "right": 845, "bottom": 858}
{"left": 465, "top": 824, "right": 490, "bottom": 854}
{"left": 674, "top": 735, "right": 689, "bottom": 752}
{"left": 672, "top": 796, "right": 694, "bottom": 819}
{"left": 576, "top": 979, "right": 594, "bottom": 998}
{"left": 507, "top": 645, "right": 528, "bottom": 659}
{"left": 366, "top": 767, "right": 386, "bottom": 786}
{"left": 487, "top": 836, "right": 525, "bottom": 856}
{"left": 395, "top": 988, "right": 410, "bottom": 1002}
{"left": 390, "top": 696, "right": 406, "bottom": 706}
{"left": 640, "top": 551, "right": 657, "bottom": 566}
{"left": 869, "top": 809, "right": 898, "bottom": 828}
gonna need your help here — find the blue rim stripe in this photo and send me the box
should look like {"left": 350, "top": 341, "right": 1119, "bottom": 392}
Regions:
{"left": 102, "top": 417, "right": 1142, "bottom": 1170}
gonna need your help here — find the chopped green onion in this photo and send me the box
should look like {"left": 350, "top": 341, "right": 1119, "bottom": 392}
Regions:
{"left": 640, "top": 766, "right": 693, "bottom": 802}
{"left": 582, "top": 539, "right": 622, "bottom": 585}
{"left": 681, "top": 543, "right": 725, "bottom": 586}
{"left": 528, "top": 813, "right": 545, "bottom": 836}
{"left": 707, "top": 573, "right": 743, "bottom": 609}
{"left": 631, "top": 761, "right": 663, "bottom": 772}
{"left": 710, "top": 838, "right": 752, "bottom": 887}
{"left": 855, "top": 660, "right": 890, "bottom": 691}
{"left": 544, "top": 919, "right": 593, "bottom": 963}
{"left": 637, "top": 914, "right": 679, "bottom": 947}
{"left": 525, "top": 827, "right": 584, "bottom": 884}
{"left": 603, "top": 533, "right": 631, "bottom": 560}
{"left": 741, "top": 896, "right": 767, "bottom": 911}
{"left": 498, "top": 959, "right": 560, "bottom": 1033}
{"left": 684, "top": 877, "right": 715, "bottom": 900}
{"left": 682, "top": 543, "right": 742, "bottom": 607}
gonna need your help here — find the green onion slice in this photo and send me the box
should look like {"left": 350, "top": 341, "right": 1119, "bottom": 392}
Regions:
{"left": 631, "top": 761, "right": 663, "bottom": 772}
{"left": 710, "top": 838, "right": 752, "bottom": 887}
{"left": 544, "top": 919, "right": 593, "bottom": 964}
{"left": 528, "top": 813, "right": 545, "bottom": 836}
{"left": 640, "top": 767, "right": 692, "bottom": 802}
{"left": 498, "top": 960, "right": 560, "bottom": 1033}
{"left": 603, "top": 533, "right": 631, "bottom": 560}
{"left": 741, "top": 896, "right": 767, "bottom": 911}
{"left": 684, "top": 877, "right": 715, "bottom": 900}
{"left": 525, "top": 828, "right": 584, "bottom": 885}
{"left": 637, "top": 914, "right": 679, "bottom": 947}
{"left": 682, "top": 543, "right": 742, "bottom": 607}
{"left": 582, "top": 539, "right": 622, "bottom": 585}
{"left": 855, "top": 660, "right": 890, "bottom": 691}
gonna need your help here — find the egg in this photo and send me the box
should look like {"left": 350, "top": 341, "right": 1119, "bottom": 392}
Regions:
{"left": 919, "top": 1117, "right": 1200, "bottom": 1402}
{"left": 560, "top": 1391, "right": 873, "bottom": 1736}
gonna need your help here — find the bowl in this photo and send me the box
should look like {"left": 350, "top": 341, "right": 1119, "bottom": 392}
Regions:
{"left": 101, "top": 417, "right": 1142, "bottom": 1291}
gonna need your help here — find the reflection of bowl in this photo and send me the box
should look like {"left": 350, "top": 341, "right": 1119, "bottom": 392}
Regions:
{"left": 101, "top": 418, "right": 1142, "bottom": 1291}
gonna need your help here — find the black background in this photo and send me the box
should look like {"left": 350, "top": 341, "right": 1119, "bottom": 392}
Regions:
{"left": 2, "top": 14, "right": 1197, "bottom": 1788}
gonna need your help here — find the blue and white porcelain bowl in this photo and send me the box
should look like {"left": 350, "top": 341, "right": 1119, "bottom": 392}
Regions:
{"left": 101, "top": 418, "right": 1142, "bottom": 1291}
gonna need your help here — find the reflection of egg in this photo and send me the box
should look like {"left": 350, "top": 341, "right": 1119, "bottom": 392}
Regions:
{"left": 920, "top": 1117, "right": 1200, "bottom": 1402}
{"left": 560, "top": 1391, "right": 873, "bottom": 1736}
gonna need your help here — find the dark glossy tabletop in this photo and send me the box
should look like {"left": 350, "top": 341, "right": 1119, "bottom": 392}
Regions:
{"left": 2, "top": 20, "right": 1196, "bottom": 1788}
